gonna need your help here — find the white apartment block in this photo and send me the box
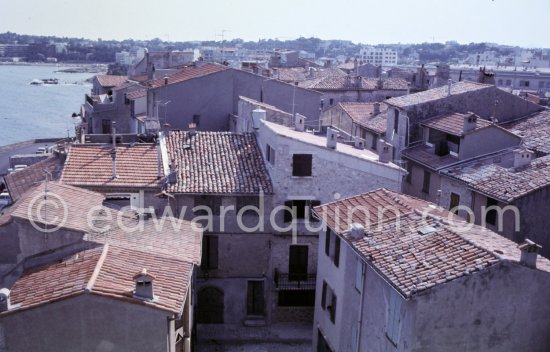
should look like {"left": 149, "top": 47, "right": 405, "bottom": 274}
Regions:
{"left": 359, "top": 46, "right": 398, "bottom": 66}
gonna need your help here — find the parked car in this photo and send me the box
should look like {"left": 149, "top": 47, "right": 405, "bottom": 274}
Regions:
{"left": 0, "top": 192, "right": 12, "bottom": 206}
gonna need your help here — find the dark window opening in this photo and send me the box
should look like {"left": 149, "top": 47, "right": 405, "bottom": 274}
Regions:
{"left": 247, "top": 281, "right": 265, "bottom": 316}
{"left": 449, "top": 193, "right": 460, "bottom": 214}
{"left": 406, "top": 163, "right": 412, "bottom": 184}
{"left": 283, "top": 200, "right": 320, "bottom": 222}
{"left": 485, "top": 197, "right": 498, "bottom": 226}
{"left": 325, "top": 228, "right": 331, "bottom": 256}
{"left": 422, "top": 171, "right": 431, "bottom": 194}
{"left": 393, "top": 110, "right": 399, "bottom": 133}
{"left": 102, "top": 119, "right": 111, "bottom": 134}
{"left": 289, "top": 245, "right": 308, "bottom": 281}
{"left": 201, "top": 235, "right": 219, "bottom": 270}
{"left": 334, "top": 236, "right": 341, "bottom": 268}
{"left": 292, "top": 154, "right": 313, "bottom": 176}
{"left": 329, "top": 294, "right": 337, "bottom": 323}
{"left": 321, "top": 281, "right": 327, "bottom": 309}
{"left": 266, "top": 144, "right": 276, "bottom": 165}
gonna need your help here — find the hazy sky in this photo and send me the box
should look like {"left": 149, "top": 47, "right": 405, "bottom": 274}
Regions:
{"left": 1, "top": 0, "right": 549, "bottom": 47}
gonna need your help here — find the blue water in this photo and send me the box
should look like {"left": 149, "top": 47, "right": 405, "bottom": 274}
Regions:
{"left": 0, "top": 65, "right": 93, "bottom": 146}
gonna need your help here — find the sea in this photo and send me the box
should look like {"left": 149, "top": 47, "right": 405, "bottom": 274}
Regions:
{"left": 0, "top": 64, "right": 94, "bottom": 146}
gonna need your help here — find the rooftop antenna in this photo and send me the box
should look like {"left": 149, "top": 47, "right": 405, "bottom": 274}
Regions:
{"left": 42, "top": 169, "right": 53, "bottom": 236}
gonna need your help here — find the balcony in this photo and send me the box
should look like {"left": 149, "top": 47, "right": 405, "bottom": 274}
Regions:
{"left": 274, "top": 269, "right": 316, "bottom": 291}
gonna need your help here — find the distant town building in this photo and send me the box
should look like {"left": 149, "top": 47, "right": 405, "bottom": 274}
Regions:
{"left": 359, "top": 46, "right": 398, "bottom": 66}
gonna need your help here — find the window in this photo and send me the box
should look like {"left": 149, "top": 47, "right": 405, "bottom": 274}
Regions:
{"left": 355, "top": 258, "right": 365, "bottom": 292}
{"left": 325, "top": 228, "right": 331, "bottom": 256}
{"left": 329, "top": 293, "right": 337, "bottom": 324}
{"left": 506, "top": 79, "right": 512, "bottom": 86}
{"left": 283, "top": 200, "right": 320, "bottom": 222}
{"left": 236, "top": 196, "right": 259, "bottom": 212}
{"left": 485, "top": 197, "right": 498, "bottom": 226}
{"left": 519, "top": 80, "right": 530, "bottom": 87}
{"left": 329, "top": 98, "right": 334, "bottom": 105}
{"left": 386, "top": 290, "right": 402, "bottom": 345}
{"left": 192, "top": 114, "right": 200, "bottom": 127}
{"left": 422, "top": 171, "right": 431, "bottom": 194}
{"left": 449, "top": 193, "right": 460, "bottom": 214}
{"left": 333, "top": 236, "right": 341, "bottom": 268}
{"left": 266, "top": 144, "right": 276, "bottom": 165}
{"left": 393, "top": 109, "right": 399, "bottom": 133}
{"left": 371, "top": 135, "right": 378, "bottom": 150}
{"left": 321, "top": 281, "right": 328, "bottom": 310}
{"left": 292, "top": 154, "right": 312, "bottom": 176}
{"left": 124, "top": 93, "right": 130, "bottom": 105}
{"left": 201, "top": 235, "right": 218, "bottom": 270}
{"left": 194, "top": 195, "right": 221, "bottom": 216}
{"left": 289, "top": 245, "right": 308, "bottom": 281}
{"left": 102, "top": 119, "right": 111, "bottom": 134}
{"left": 539, "top": 81, "right": 545, "bottom": 89}
{"left": 247, "top": 281, "right": 265, "bottom": 316}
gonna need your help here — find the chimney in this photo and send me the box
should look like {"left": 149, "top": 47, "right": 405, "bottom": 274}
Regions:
{"left": 463, "top": 113, "right": 478, "bottom": 133}
{"left": 349, "top": 223, "right": 365, "bottom": 240}
{"left": 252, "top": 108, "right": 266, "bottom": 129}
{"left": 0, "top": 288, "right": 11, "bottom": 312}
{"left": 111, "top": 121, "right": 117, "bottom": 179}
{"left": 513, "top": 148, "right": 534, "bottom": 168}
{"left": 188, "top": 122, "right": 197, "bottom": 136}
{"left": 147, "top": 63, "right": 156, "bottom": 80}
{"left": 133, "top": 268, "right": 156, "bottom": 300}
{"left": 356, "top": 76, "right": 363, "bottom": 88}
{"left": 326, "top": 128, "right": 337, "bottom": 149}
{"left": 354, "top": 58, "right": 358, "bottom": 75}
{"left": 373, "top": 102, "right": 381, "bottom": 115}
{"left": 518, "top": 239, "right": 541, "bottom": 269}
{"left": 376, "top": 78, "right": 383, "bottom": 90}
{"left": 378, "top": 139, "right": 393, "bottom": 163}
{"left": 295, "top": 113, "right": 306, "bottom": 132}
{"left": 447, "top": 79, "right": 452, "bottom": 96}
{"left": 354, "top": 136, "right": 365, "bottom": 150}
{"left": 164, "top": 75, "right": 169, "bottom": 85}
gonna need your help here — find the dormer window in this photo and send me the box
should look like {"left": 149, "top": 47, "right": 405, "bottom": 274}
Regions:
{"left": 133, "top": 268, "right": 156, "bottom": 301}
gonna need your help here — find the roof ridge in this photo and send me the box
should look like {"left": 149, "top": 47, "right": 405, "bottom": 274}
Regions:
{"left": 85, "top": 244, "right": 109, "bottom": 292}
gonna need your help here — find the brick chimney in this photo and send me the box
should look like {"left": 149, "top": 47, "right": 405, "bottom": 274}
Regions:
{"left": 518, "top": 239, "right": 541, "bottom": 269}
{"left": 133, "top": 268, "right": 156, "bottom": 300}
{"left": 0, "top": 288, "right": 11, "bottom": 312}
{"left": 463, "top": 113, "right": 478, "bottom": 133}
{"left": 513, "top": 148, "right": 534, "bottom": 169}
{"left": 188, "top": 122, "right": 197, "bottom": 136}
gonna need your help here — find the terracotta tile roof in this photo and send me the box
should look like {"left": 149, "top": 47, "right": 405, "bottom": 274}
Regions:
{"left": 275, "top": 68, "right": 307, "bottom": 82}
{"left": 502, "top": 111, "right": 550, "bottom": 155}
{"left": 386, "top": 81, "right": 492, "bottom": 108}
{"left": 338, "top": 102, "right": 388, "bottom": 134}
{"left": 86, "top": 213, "right": 202, "bottom": 265}
{"left": 401, "top": 143, "right": 460, "bottom": 171}
{"left": 441, "top": 151, "right": 550, "bottom": 202}
{"left": 95, "top": 75, "right": 128, "bottom": 88}
{"left": 126, "top": 88, "right": 147, "bottom": 100}
{"left": 10, "top": 182, "right": 106, "bottom": 233}
{"left": 313, "top": 189, "right": 550, "bottom": 297}
{"left": 422, "top": 112, "right": 493, "bottom": 136}
{"left": 4, "top": 155, "right": 64, "bottom": 203}
{"left": 6, "top": 244, "right": 194, "bottom": 315}
{"left": 299, "top": 76, "right": 408, "bottom": 91}
{"left": 144, "top": 63, "right": 229, "bottom": 89}
{"left": 165, "top": 131, "right": 273, "bottom": 194}
{"left": 61, "top": 144, "right": 163, "bottom": 189}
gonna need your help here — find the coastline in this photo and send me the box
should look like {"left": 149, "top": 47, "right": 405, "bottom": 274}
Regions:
{"left": 0, "top": 61, "right": 108, "bottom": 73}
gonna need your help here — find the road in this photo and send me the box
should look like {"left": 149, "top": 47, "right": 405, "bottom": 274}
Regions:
{"left": 0, "top": 139, "right": 63, "bottom": 175}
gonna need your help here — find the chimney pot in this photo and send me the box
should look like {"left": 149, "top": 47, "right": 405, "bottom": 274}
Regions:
{"left": 349, "top": 223, "right": 365, "bottom": 240}
{"left": 518, "top": 239, "right": 541, "bottom": 269}
{"left": 378, "top": 139, "right": 393, "bottom": 163}
{"left": 513, "top": 148, "right": 534, "bottom": 169}
{"left": 326, "top": 128, "right": 338, "bottom": 149}
{"left": 463, "top": 113, "right": 478, "bottom": 133}
{"left": 252, "top": 109, "right": 266, "bottom": 129}
{"left": 373, "top": 102, "right": 381, "bottom": 115}
{"left": 295, "top": 113, "right": 306, "bottom": 132}
{"left": 447, "top": 79, "right": 452, "bottom": 96}
{"left": 188, "top": 123, "right": 197, "bottom": 135}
